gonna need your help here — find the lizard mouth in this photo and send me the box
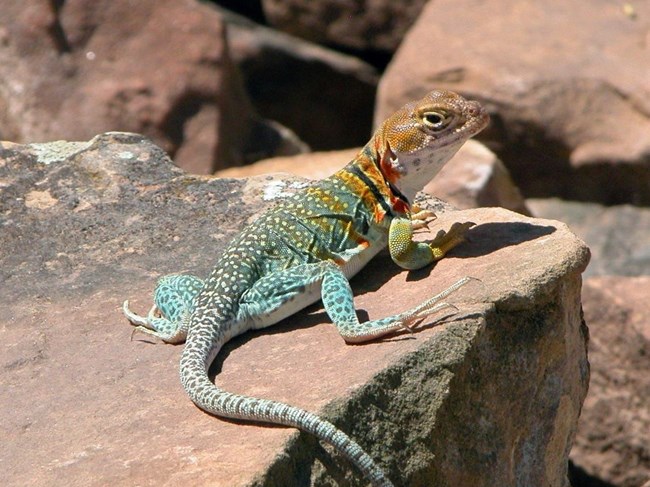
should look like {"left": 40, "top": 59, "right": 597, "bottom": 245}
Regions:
{"left": 458, "top": 101, "right": 490, "bottom": 137}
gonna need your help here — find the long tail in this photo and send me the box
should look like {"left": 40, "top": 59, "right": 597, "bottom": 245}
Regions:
{"left": 180, "top": 320, "right": 394, "bottom": 487}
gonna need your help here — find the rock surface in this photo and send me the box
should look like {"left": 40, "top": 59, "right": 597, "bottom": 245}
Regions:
{"left": 377, "top": 0, "right": 650, "bottom": 204}
{"left": 573, "top": 277, "right": 650, "bottom": 487}
{"left": 0, "top": 0, "right": 302, "bottom": 174}
{"left": 528, "top": 198, "right": 650, "bottom": 277}
{"left": 215, "top": 141, "right": 530, "bottom": 215}
{"left": 0, "top": 134, "right": 590, "bottom": 486}
{"left": 261, "top": 0, "right": 428, "bottom": 55}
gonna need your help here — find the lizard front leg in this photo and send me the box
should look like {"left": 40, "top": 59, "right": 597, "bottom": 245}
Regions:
{"left": 388, "top": 216, "right": 474, "bottom": 270}
{"left": 319, "top": 263, "right": 469, "bottom": 343}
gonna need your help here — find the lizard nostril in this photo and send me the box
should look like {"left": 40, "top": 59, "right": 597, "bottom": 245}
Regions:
{"left": 467, "top": 102, "right": 481, "bottom": 117}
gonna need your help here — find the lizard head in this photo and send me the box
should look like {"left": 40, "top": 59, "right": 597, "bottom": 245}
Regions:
{"left": 374, "top": 89, "right": 489, "bottom": 202}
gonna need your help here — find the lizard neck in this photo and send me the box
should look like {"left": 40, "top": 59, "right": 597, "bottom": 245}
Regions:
{"left": 371, "top": 124, "right": 467, "bottom": 203}
{"left": 334, "top": 144, "right": 410, "bottom": 224}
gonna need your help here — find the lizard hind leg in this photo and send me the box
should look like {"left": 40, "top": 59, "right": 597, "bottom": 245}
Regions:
{"left": 180, "top": 261, "right": 396, "bottom": 487}
{"left": 123, "top": 274, "right": 204, "bottom": 344}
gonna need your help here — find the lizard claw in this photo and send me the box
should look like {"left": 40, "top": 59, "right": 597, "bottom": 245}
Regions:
{"left": 397, "top": 316, "right": 425, "bottom": 333}
{"left": 123, "top": 299, "right": 149, "bottom": 326}
{"left": 398, "top": 301, "right": 460, "bottom": 334}
{"left": 412, "top": 220, "right": 430, "bottom": 231}
{"left": 411, "top": 209, "right": 437, "bottom": 230}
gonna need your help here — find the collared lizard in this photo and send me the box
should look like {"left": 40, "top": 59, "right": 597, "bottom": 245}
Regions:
{"left": 123, "top": 90, "right": 489, "bottom": 486}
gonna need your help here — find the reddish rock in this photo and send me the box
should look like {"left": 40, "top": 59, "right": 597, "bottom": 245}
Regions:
{"left": 527, "top": 198, "right": 650, "bottom": 276}
{"left": 573, "top": 277, "right": 650, "bottom": 487}
{"left": 0, "top": 0, "right": 301, "bottom": 174}
{"left": 1, "top": 134, "right": 589, "bottom": 486}
{"left": 261, "top": 0, "right": 428, "bottom": 54}
{"left": 377, "top": 0, "right": 650, "bottom": 204}
{"left": 215, "top": 147, "right": 358, "bottom": 180}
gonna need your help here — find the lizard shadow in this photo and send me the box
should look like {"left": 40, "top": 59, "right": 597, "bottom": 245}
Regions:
{"left": 405, "top": 221, "right": 557, "bottom": 280}
{"left": 352, "top": 221, "right": 556, "bottom": 286}
{"left": 209, "top": 307, "right": 331, "bottom": 378}
{"left": 450, "top": 221, "right": 557, "bottom": 257}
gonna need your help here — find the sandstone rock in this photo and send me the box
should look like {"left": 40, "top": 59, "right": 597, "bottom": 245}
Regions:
{"left": 377, "top": 0, "right": 650, "bottom": 204}
{"left": 216, "top": 1, "right": 266, "bottom": 24}
{"left": 221, "top": 7, "right": 379, "bottom": 151}
{"left": 527, "top": 198, "right": 650, "bottom": 276}
{"left": 215, "top": 147, "right": 359, "bottom": 180}
{"left": 261, "top": 0, "right": 428, "bottom": 56}
{"left": 0, "top": 0, "right": 301, "bottom": 174}
{"left": 423, "top": 140, "right": 530, "bottom": 215}
{"left": 572, "top": 277, "right": 650, "bottom": 487}
{"left": 215, "top": 141, "right": 530, "bottom": 214}
{"left": 1, "top": 134, "right": 589, "bottom": 486}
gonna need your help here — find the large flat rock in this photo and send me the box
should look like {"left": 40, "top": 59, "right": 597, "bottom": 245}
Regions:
{"left": 1, "top": 134, "right": 589, "bottom": 486}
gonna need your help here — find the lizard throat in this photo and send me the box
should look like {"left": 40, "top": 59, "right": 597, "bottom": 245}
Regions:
{"left": 387, "top": 180, "right": 410, "bottom": 213}
{"left": 375, "top": 141, "right": 411, "bottom": 214}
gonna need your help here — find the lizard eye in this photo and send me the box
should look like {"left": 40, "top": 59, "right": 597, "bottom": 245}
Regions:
{"left": 422, "top": 111, "right": 452, "bottom": 130}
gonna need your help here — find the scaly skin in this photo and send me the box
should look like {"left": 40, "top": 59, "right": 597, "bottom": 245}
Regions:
{"left": 123, "top": 90, "right": 489, "bottom": 486}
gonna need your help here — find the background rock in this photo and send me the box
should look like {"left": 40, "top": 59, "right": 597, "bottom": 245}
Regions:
{"left": 573, "top": 277, "right": 650, "bottom": 487}
{"left": 221, "top": 7, "right": 379, "bottom": 150}
{"left": 527, "top": 199, "right": 650, "bottom": 277}
{"left": 261, "top": 0, "right": 428, "bottom": 61}
{"left": 422, "top": 141, "right": 530, "bottom": 216}
{"left": 0, "top": 0, "right": 303, "bottom": 174}
{"left": 1, "top": 135, "right": 589, "bottom": 486}
{"left": 376, "top": 0, "right": 650, "bottom": 205}
{"left": 215, "top": 147, "right": 358, "bottom": 180}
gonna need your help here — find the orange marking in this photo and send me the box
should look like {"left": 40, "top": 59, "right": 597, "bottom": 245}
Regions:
{"left": 391, "top": 197, "right": 409, "bottom": 215}
{"left": 379, "top": 140, "right": 401, "bottom": 185}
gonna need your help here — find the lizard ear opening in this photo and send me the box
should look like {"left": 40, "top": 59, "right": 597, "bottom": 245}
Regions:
{"left": 379, "top": 140, "right": 404, "bottom": 184}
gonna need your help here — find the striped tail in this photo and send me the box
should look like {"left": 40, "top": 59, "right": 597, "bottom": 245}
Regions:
{"left": 179, "top": 319, "right": 394, "bottom": 487}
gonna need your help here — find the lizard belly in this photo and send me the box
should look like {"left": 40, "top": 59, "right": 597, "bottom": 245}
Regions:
{"left": 246, "top": 233, "right": 386, "bottom": 330}
{"left": 247, "top": 280, "right": 323, "bottom": 330}
{"left": 340, "top": 231, "right": 387, "bottom": 280}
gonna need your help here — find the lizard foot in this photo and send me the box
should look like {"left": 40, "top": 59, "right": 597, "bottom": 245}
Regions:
{"left": 122, "top": 300, "right": 185, "bottom": 342}
{"left": 429, "top": 221, "right": 475, "bottom": 260}
{"left": 397, "top": 302, "right": 460, "bottom": 333}
{"left": 122, "top": 300, "right": 158, "bottom": 328}
{"left": 394, "top": 276, "right": 477, "bottom": 333}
